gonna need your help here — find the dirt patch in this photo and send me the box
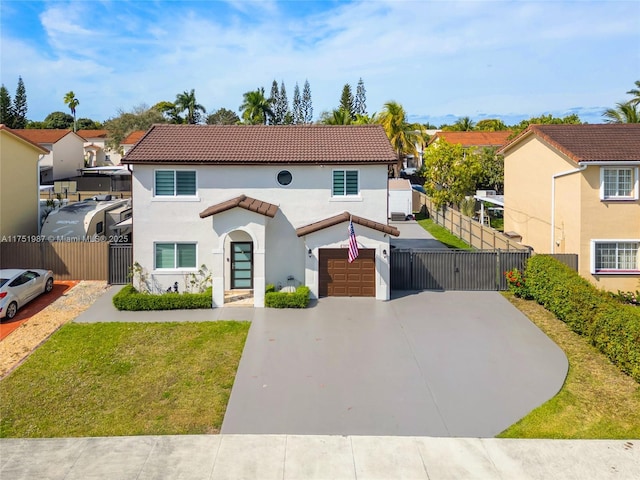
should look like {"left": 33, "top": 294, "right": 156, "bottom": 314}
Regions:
{"left": 0, "top": 281, "right": 108, "bottom": 378}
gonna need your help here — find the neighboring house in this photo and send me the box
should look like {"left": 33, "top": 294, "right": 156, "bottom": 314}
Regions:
{"left": 427, "top": 130, "right": 513, "bottom": 149}
{"left": 77, "top": 129, "right": 123, "bottom": 166}
{"left": 0, "top": 125, "right": 49, "bottom": 236}
{"left": 121, "top": 130, "right": 146, "bottom": 156}
{"left": 122, "top": 124, "right": 400, "bottom": 307}
{"left": 500, "top": 124, "right": 640, "bottom": 293}
{"left": 13, "top": 129, "right": 85, "bottom": 183}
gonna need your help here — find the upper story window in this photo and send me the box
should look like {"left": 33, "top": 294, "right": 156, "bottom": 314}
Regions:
{"left": 332, "top": 170, "right": 359, "bottom": 196}
{"left": 155, "top": 170, "right": 197, "bottom": 197}
{"left": 600, "top": 167, "right": 638, "bottom": 200}
{"left": 592, "top": 240, "right": 639, "bottom": 273}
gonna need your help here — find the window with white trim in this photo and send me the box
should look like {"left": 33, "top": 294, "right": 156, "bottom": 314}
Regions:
{"left": 332, "top": 170, "right": 359, "bottom": 196}
{"left": 600, "top": 167, "right": 638, "bottom": 200}
{"left": 155, "top": 243, "right": 197, "bottom": 269}
{"left": 154, "top": 170, "right": 197, "bottom": 196}
{"left": 592, "top": 240, "right": 639, "bottom": 273}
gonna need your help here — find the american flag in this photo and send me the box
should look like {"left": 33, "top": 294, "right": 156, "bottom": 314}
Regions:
{"left": 348, "top": 220, "right": 359, "bottom": 263}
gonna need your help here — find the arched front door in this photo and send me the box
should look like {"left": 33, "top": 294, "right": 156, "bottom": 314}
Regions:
{"left": 231, "top": 241, "right": 253, "bottom": 289}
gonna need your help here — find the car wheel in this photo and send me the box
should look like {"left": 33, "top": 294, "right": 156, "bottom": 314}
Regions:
{"left": 45, "top": 278, "right": 54, "bottom": 293}
{"left": 6, "top": 302, "right": 18, "bottom": 320}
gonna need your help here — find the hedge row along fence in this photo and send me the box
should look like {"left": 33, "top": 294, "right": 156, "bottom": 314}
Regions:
{"left": 113, "top": 285, "right": 212, "bottom": 311}
{"left": 523, "top": 255, "right": 640, "bottom": 383}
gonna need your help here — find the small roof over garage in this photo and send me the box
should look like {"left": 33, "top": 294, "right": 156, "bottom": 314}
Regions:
{"left": 296, "top": 211, "right": 400, "bottom": 237}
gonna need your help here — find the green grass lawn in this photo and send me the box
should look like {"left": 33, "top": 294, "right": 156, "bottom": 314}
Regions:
{"left": 0, "top": 321, "right": 250, "bottom": 438}
{"left": 499, "top": 293, "right": 640, "bottom": 439}
{"left": 415, "top": 213, "right": 472, "bottom": 250}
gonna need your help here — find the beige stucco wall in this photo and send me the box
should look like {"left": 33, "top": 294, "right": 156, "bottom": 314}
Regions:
{"left": 40, "top": 134, "right": 85, "bottom": 181}
{"left": 504, "top": 135, "right": 640, "bottom": 292}
{"left": 0, "top": 131, "right": 41, "bottom": 236}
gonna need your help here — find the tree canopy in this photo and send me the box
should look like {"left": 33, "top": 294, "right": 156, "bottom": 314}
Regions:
{"left": 602, "top": 81, "right": 640, "bottom": 123}
{"left": 377, "top": 101, "right": 424, "bottom": 176}
{"left": 104, "top": 104, "right": 165, "bottom": 151}
{"left": 43, "top": 111, "right": 74, "bottom": 129}
{"left": 206, "top": 108, "right": 240, "bottom": 125}
{"left": 175, "top": 89, "right": 206, "bottom": 124}
{"left": 421, "top": 140, "right": 482, "bottom": 209}
{"left": 63, "top": 91, "right": 79, "bottom": 131}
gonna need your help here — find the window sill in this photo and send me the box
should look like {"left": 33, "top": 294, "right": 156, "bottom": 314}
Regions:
{"left": 153, "top": 269, "right": 199, "bottom": 274}
{"left": 600, "top": 198, "right": 638, "bottom": 202}
{"left": 330, "top": 196, "right": 363, "bottom": 202}
{"left": 152, "top": 196, "right": 200, "bottom": 202}
{"left": 593, "top": 270, "right": 640, "bottom": 275}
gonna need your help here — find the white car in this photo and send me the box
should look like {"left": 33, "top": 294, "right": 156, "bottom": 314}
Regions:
{"left": 0, "top": 269, "right": 54, "bottom": 320}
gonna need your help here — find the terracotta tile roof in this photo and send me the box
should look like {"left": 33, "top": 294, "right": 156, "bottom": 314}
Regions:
{"left": 77, "top": 129, "right": 109, "bottom": 140}
{"left": 428, "top": 131, "right": 513, "bottom": 148}
{"left": 199, "top": 195, "right": 279, "bottom": 219}
{"left": 296, "top": 211, "right": 400, "bottom": 237}
{"left": 11, "top": 129, "right": 78, "bottom": 144}
{"left": 122, "top": 130, "right": 146, "bottom": 145}
{"left": 123, "top": 124, "right": 397, "bottom": 165}
{"left": 0, "top": 125, "right": 49, "bottom": 153}
{"left": 499, "top": 124, "right": 640, "bottom": 162}
{"left": 389, "top": 179, "right": 412, "bottom": 191}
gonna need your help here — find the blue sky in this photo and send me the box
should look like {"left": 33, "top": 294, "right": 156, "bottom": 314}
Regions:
{"left": 1, "top": 0, "right": 638, "bottom": 126}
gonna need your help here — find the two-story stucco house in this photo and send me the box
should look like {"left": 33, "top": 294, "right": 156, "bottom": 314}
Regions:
{"left": 122, "top": 124, "right": 400, "bottom": 307}
{"left": 501, "top": 124, "right": 640, "bottom": 292}
{"left": 13, "top": 129, "right": 85, "bottom": 183}
{"left": 0, "top": 125, "right": 49, "bottom": 236}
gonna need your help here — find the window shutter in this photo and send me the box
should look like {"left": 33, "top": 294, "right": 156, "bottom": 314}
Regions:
{"left": 155, "top": 243, "right": 175, "bottom": 268}
{"left": 155, "top": 171, "right": 175, "bottom": 196}
{"left": 333, "top": 171, "right": 345, "bottom": 196}
{"left": 346, "top": 170, "right": 358, "bottom": 195}
{"left": 177, "top": 244, "right": 197, "bottom": 268}
{"left": 176, "top": 171, "right": 196, "bottom": 195}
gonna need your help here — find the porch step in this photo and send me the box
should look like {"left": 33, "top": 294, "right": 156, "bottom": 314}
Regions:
{"left": 224, "top": 289, "right": 253, "bottom": 307}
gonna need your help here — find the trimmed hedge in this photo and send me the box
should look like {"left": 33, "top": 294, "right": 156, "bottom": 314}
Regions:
{"left": 525, "top": 255, "right": 640, "bottom": 383}
{"left": 113, "top": 285, "right": 212, "bottom": 311}
{"left": 265, "top": 286, "right": 310, "bottom": 308}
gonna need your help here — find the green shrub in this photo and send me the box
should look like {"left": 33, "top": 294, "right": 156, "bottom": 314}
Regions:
{"left": 265, "top": 284, "right": 276, "bottom": 294}
{"left": 113, "top": 285, "right": 212, "bottom": 311}
{"left": 265, "top": 286, "right": 310, "bottom": 308}
{"left": 525, "top": 255, "right": 640, "bottom": 383}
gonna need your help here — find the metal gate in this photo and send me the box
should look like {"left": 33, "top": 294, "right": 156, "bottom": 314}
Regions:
{"left": 109, "top": 243, "right": 132, "bottom": 284}
{"left": 390, "top": 249, "right": 531, "bottom": 291}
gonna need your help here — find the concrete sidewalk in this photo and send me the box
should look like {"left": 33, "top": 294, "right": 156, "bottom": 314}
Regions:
{"left": 1, "top": 435, "right": 638, "bottom": 479}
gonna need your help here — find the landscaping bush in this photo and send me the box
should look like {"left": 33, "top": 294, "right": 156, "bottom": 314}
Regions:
{"left": 265, "top": 285, "right": 310, "bottom": 308}
{"left": 525, "top": 255, "right": 640, "bottom": 383}
{"left": 113, "top": 285, "right": 212, "bottom": 311}
{"left": 504, "top": 268, "right": 532, "bottom": 299}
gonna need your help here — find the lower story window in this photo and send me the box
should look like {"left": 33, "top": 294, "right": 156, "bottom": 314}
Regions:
{"left": 592, "top": 240, "right": 639, "bottom": 273}
{"left": 155, "top": 243, "right": 197, "bottom": 269}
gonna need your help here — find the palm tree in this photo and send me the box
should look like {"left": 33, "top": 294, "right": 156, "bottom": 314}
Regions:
{"left": 377, "top": 101, "right": 422, "bottom": 176}
{"left": 452, "top": 116, "right": 475, "bottom": 131}
{"left": 239, "top": 88, "right": 273, "bottom": 125}
{"left": 320, "top": 108, "right": 352, "bottom": 125}
{"left": 63, "top": 91, "right": 79, "bottom": 131}
{"left": 602, "top": 102, "right": 640, "bottom": 123}
{"left": 175, "top": 89, "right": 206, "bottom": 124}
{"left": 626, "top": 80, "right": 640, "bottom": 106}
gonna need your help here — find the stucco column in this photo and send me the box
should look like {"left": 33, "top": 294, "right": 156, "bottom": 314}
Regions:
{"left": 211, "top": 248, "right": 224, "bottom": 308}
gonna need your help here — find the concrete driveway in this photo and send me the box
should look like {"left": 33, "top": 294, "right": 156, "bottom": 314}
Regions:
{"left": 221, "top": 291, "right": 568, "bottom": 437}
{"left": 390, "top": 220, "right": 447, "bottom": 249}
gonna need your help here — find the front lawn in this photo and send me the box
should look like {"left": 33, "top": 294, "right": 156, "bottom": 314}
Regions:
{"left": 499, "top": 293, "right": 640, "bottom": 439}
{"left": 0, "top": 321, "right": 250, "bottom": 438}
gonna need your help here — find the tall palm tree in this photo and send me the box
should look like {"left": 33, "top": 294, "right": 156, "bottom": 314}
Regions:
{"left": 239, "top": 88, "right": 273, "bottom": 125}
{"left": 175, "top": 89, "right": 206, "bottom": 124}
{"left": 377, "top": 101, "right": 422, "bottom": 176}
{"left": 63, "top": 91, "right": 79, "bottom": 131}
{"left": 602, "top": 102, "right": 640, "bottom": 123}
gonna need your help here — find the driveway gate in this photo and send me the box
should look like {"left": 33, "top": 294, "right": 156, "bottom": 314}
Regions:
{"left": 109, "top": 243, "right": 132, "bottom": 284}
{"left": 390, "top": 249, "right": 531, "bottom": 291}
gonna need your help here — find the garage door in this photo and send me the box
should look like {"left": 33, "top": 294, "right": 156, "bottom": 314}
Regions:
{"left": 319, "top": 248, "right": 375, "bottom": 297}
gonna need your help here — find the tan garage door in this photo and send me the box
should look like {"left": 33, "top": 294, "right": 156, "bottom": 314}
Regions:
{"left": 319, "top": 248, "right": 375, "bottom": 297}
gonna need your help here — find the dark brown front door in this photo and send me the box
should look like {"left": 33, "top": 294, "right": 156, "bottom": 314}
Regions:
{"left": 231, "top": 242, "right": 253, "bottom": 289}
{"left": 319, "top": 248, "right": 375, "bottom": 297}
